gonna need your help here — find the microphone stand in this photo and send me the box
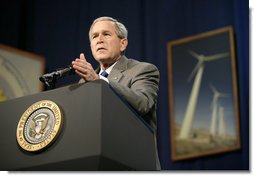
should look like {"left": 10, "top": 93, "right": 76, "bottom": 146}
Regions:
{"left": 40, "top": 65, "right": 74, "bottom": 90}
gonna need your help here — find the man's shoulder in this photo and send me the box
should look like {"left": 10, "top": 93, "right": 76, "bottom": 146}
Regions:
{"left": 125, "top": 57, "right": 158, "bottom": 70}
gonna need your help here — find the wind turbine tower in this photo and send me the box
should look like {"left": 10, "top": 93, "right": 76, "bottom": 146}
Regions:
{"left": 178, "top": 51, "right": 228, "bottom": 140}
{"left": 218, "top": 106, "right": 226, "bottom": 139}
{"left": 210, "top": 85, "right": 227, "bottom": 136}
{"left": 210, "top": 84, "right": 228, "bottom": 137}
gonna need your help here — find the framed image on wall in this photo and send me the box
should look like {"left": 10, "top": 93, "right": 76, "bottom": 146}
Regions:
{"left": 0, "top": 44, "right": 45, "bottom": 102}
{"left": 167, "top": 26, "right": 241, "bottom": 160}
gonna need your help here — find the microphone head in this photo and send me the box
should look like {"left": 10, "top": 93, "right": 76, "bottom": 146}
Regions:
{"left": 39, "top": 76, "right": 45, "bottom": 83}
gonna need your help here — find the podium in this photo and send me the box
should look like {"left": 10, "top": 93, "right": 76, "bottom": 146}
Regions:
{"left": 0, "top": 80, "right": 158, "bottom": 170}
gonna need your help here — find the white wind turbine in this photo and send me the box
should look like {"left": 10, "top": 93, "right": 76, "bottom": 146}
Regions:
{"left": 218, "top": 106, "right": 226, "bottom": 139}
{"left": 178, "top": 50, "right": 229, "bottom": 140}
{"left": 210, "top": 84, "right": 228, "bottom": 137}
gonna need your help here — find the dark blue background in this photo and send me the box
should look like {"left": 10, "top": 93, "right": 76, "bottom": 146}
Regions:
{"left": 0, "top": 0, "right": 249, "bottom": 170}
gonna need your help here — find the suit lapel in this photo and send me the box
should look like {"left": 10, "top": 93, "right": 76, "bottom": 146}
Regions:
{"left": 108, "top": 55, "right": 128, "bottom": 82}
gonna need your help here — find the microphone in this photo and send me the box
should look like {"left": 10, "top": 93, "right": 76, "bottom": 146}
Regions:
{"left": 39, "top": 65, "right": 75, "bottom": 84}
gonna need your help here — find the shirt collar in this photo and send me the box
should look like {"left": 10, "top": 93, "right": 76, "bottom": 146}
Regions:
{"left": 99, "top": 61, "right": 118, "bottom": 75}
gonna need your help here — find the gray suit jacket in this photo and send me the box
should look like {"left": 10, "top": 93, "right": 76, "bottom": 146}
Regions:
{"left": 80, "top": 55, "right": 159, "bottom": 130}
{"left": 106, "top": 56, "right": 159, "bottom": 130}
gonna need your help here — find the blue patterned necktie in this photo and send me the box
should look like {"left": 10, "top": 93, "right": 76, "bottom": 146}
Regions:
{"left": 100, "top": 71, "right": 108, "bottom": 78}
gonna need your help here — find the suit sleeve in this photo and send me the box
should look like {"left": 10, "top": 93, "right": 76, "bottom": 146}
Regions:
{"left": 108, "top": 63, "right": 160, "bottom": 116}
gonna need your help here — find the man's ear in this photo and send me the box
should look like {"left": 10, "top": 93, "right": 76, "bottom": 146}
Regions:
{"left": 120, "top": 38, "right": 128, "bottom": 52}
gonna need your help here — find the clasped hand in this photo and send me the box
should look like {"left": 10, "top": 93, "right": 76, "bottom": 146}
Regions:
{"left": 72, "top": 53, "right": 99, "bottom": 82}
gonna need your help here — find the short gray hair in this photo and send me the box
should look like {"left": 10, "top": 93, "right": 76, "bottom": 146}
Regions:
{"left": 89, "top": 16, "right": 128, "bottom": 41}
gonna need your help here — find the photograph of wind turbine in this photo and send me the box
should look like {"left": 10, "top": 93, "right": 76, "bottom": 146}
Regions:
{"left": 168, "top": 26, "right": 240, "bottom": 161}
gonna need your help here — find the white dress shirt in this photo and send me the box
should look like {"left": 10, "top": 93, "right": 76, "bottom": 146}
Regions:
{"left": 99, "top": 61, "right": 118, "bottom": 83}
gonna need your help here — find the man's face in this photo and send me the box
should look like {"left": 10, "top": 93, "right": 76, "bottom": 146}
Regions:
{"left": 90, "top": 20, "right": 127, "bottom": 65}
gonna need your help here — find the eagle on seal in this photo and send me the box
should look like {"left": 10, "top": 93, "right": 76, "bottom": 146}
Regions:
{"left": 29, "top": 113, "right": 50, "bottom": 139}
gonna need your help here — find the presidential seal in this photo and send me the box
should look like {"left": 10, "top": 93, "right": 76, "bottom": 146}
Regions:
{"left": 16, "top": 100, "right": 63, "bottom": 152}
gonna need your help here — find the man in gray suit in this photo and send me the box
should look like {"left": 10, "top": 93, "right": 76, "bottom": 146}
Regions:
{"left": 72, "top": 16, "right": 160, "bottom": 170}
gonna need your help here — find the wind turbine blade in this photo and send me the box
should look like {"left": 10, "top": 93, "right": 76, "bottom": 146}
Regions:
{"left": 187, "top": 61, "right": 202, "bottom": 82}
{"left": 205, "top": 52, "right": 229, "bottom": 61}
{"left": 188, "top": 50, "right": 200, "bottom": 60}
{"left": 209, "top": 84, "right": 217, "bottom": 110}
{"left": 209, "top": 83, "right": 217, "bottom": 93}
{"left": 210, "top": 98, "right": 216, "bottom": 110}
{"left": 218, "top": 92, "right": 229, "bottom": 98}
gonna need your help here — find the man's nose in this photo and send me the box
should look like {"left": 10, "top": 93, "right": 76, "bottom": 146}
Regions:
{"left": 97, "top": 34, "right": 104, "bottom": 43}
